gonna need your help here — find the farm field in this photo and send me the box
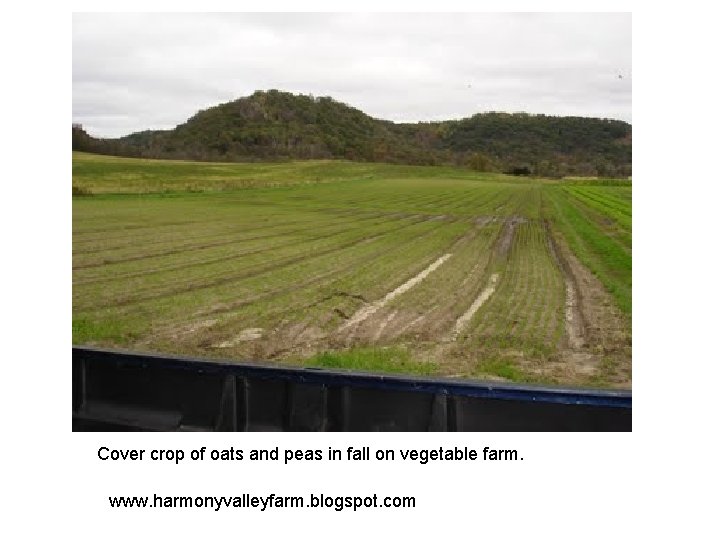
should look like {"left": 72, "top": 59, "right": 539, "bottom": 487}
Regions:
{"left": 72, "top": 151, "right": 513, "bottom": 194}
{"left": 73, "top": 152, "right": 631, "bottom": 388}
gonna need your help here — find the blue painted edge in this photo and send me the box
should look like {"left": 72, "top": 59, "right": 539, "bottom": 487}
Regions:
{"left": 74, "top": 346, "right": 632, "bottom": 409}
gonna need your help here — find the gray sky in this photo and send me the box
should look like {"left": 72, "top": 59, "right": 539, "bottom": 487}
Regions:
{"left": 73, "top": 12, "right": 631, "bottom": 138}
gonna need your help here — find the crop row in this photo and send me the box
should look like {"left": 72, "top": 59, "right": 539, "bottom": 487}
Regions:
{"left": 544, "top": 187, "right": 631, "bottom": 314}
{"left": 464, "top": 220, "right": 564, "bottom": 357}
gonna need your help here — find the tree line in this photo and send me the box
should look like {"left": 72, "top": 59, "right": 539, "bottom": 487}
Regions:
{"left": 73, "top": 90, "right": 631, "bottom": 177}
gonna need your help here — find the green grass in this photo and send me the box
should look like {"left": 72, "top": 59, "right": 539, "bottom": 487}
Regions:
{"left": 305, "top": 347, "right": 438, "bottom": 376}
{"left": 473, "top": 358, "right": 527, "bottom": 382}
{"left": 72, "top": 316, "right": 142, "bottom": 345}
{"left": 72, "top": 151, "right": 513, "bottom": 194}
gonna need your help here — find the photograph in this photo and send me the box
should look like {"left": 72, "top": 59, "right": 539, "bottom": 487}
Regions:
{"left": 71, "top": 12, "right": 632, "bottom": 431}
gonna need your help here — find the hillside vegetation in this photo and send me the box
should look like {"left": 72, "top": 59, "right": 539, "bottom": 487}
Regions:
{"left": 73, "top": 90, "right": 631, "bottom": 177}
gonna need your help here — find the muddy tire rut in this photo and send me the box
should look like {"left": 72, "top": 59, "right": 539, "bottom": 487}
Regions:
{"left": 544, "top": 219, "right": 631, "bottom": 385}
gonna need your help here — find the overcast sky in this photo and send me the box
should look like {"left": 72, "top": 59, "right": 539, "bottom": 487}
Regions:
{"left": 73, "top": 12, "right": 631, "bottom": 138}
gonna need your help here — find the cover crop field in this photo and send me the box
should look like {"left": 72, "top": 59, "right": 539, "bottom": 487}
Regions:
{"left": 73, "top": 152, "right": 631, "bottom": 388}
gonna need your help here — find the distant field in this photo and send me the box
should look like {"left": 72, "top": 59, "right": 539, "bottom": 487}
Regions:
{"left": 72, "top": 151, "right": 512, "bottom": 194}
{"left": 73, "top": 153, "right": 631, "bottom": 388}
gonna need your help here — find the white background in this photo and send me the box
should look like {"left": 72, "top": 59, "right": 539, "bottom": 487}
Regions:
{"left": 2, "top": 1, "right": 719, "bottom": 538}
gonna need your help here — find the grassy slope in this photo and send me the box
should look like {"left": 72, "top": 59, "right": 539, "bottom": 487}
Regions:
{"left": 72, "top": 151, "right": 512, "bottom": 194}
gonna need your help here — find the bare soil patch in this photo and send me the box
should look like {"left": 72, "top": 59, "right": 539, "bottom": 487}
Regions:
{"left": 141, "top": 318, "right": 218, "bottom": 345}
{"left": 215, "top": 327, "right": 264, "bottom": 348}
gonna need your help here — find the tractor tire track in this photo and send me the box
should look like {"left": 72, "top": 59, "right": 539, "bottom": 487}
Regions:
{"left": 544, "top": 219, "right": 587, "bottom": 350}
{"left": 338, "top": 253, "right": 454, "bottom": 333}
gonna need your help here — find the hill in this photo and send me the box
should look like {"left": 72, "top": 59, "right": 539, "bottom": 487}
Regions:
{"left": 73, "top": 90, "right": 631, "bottom": 177}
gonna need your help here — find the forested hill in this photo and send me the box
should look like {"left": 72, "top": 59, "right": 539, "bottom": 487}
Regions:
{"left": 73, "top": 90, "right": 632, "bottom": 177}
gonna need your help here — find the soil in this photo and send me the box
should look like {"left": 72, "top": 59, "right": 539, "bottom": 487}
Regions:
{"left": 496, "top": 216, "right": 527, "bottom": 258}
{"left": 144, "top": 318, "right": 218, "bottom": 344}
{"left": 215, "top": 327, "right": 264, "bottom": 348}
